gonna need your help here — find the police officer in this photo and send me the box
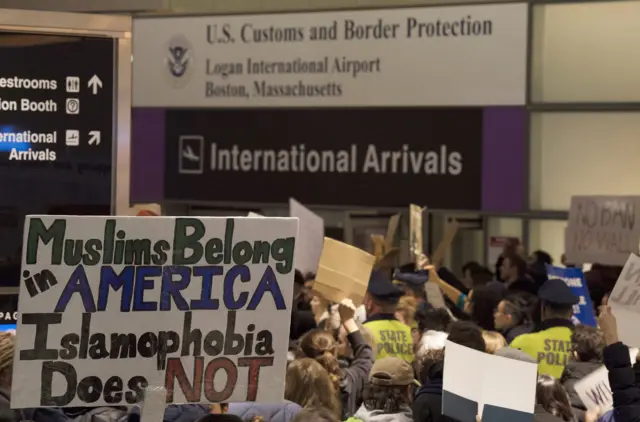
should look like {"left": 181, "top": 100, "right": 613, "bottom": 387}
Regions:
{"left": 510, "top": 278, "right": 578, "bottom": 378}
{"left": 364, "top": 271, "right": 414, "bottom": 363}
{"left": 394, "top": 270, "right": 429, "bottom": 304}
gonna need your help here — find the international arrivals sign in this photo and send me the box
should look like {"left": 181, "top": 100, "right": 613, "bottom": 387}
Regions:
{"left": 132, "top": 4, "right": 528, "bottom": 107}
{"left": 164, "top": 108, "right": 488, "bottom": 210}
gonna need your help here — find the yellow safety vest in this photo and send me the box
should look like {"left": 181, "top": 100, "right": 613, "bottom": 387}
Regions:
{"left": 364, "top": 319, "right": 414, "bottom": 363}
{"left": 510, "top": 325, "right": 573, "bottom": 378}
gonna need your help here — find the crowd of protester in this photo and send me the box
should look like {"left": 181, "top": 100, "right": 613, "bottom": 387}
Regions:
{"left": 0, "top": 240, "right": 639, "bottom": 422}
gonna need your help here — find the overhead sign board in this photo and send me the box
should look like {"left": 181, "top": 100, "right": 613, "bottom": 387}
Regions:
{"left": 164, "top": 108, "right": 489, "bottom": 209}
{"left": 132, "top": 3, "right": 528, "bottom": 107}
{"left": 0, "top": 32, "right": 116, "bottom": 285}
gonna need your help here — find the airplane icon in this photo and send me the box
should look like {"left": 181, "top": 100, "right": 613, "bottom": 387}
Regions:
{"left": 178, "top": 135, "right": 204, "bottom": 174}
{"left": 182, "top": 145, "right": 200, "bottom": 162}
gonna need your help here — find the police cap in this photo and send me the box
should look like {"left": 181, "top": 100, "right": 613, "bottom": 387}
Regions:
{"left": 393, "top": 270, "right": 429, "bottom": 290}
{"left": 538, "top": 278, "right": 579, "bottom": 306}
{"left": 368, "top": 270, "right": 404, "bottom": 303}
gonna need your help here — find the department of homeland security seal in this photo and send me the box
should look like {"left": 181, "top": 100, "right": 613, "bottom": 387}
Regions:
{"left": 164, "top": 35, "right": 194, "bottom": 89}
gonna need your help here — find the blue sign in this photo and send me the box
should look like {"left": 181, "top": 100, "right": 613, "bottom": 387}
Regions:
{"left": 546, "top": 265, "right": 597, "bottom": 327}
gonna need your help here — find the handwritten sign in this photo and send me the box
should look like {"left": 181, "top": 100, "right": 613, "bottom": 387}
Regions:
{"left": 610, "top": 255, "right": 640, "bottom": 348}
{"left": 11, "top": 215, "right": 298, "bottom": 408}
{"left": 574, "top": 348, "right": 638, "bottom": 412}
{"left": 546, "top": 265, "right": 597, "bottom": 327}
{"left": 565, "top": 196, "right": 640, "bottom": 265}
{"left": 610, "top": 254, "right": 640, "bottom": 311}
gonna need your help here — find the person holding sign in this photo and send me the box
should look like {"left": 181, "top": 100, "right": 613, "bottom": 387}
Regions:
{"left": 364, "top": 272, "right": 414, "bottom": 363}
{"left": 511, "top": 278, "right": 579, "bottom": 378}
{"left": 296, "top": 299, "right": 374, "bottom": 419}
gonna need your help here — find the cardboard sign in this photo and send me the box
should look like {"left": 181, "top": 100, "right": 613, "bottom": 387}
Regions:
{"left": 11, "top": 215, "right": 298, "bottom": 408}
{"left": 313, "top": 237, "right": 375, "bottom": 306}
{"left": 431, "top": 219, "right": 460, "bottom": 268}
{"left": 443, "top": 341, "right": 537, "bottom": 422}
{"left": 372, "top": 214, "right": 401, "bottom": 270}
{"left": 546, "top": 265, "right": 597, "bottom": 327}
{"left": 565, "top": 196, "right": 640, "bottom": 265}
{"left": 289, "top": 198, "right": 324, "bottom": 275}
{"left": 410, "top": 205, "right": 424, "bottom": 265}
{"left": 573, "top": 348, "right": 638, "bottom": 412}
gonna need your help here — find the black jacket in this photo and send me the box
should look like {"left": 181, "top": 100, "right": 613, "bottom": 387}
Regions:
{"left": 412, "top": 380, "right": 457, "bottom": 422}
{"left": 503, "top": 323, "right": 534, "bottom": 344}
{"left": 533, "top": 404, "right": 567, "bottom": 422}
{"left": 561, "top": 360, "right": 602, "bottom": 422}
{"left": 340, "top": 331, "right": 374, "bottom": 419}
{"left": 605, "top": 341, "right": 640, "bottom": 422}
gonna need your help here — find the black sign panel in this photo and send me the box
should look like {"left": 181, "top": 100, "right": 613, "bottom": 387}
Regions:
{"left": 0, "top": 294, "right": 17, "bottom": 331}
{"left": 164, "top": 108, "right": 482, "bottom": 209}
{"left": 0, "top": 33, "right": 114, "bottom": 287}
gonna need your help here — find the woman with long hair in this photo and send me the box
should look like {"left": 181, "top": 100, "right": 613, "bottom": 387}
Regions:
{"left": 296, "top": 299, "right": 374, "bottom": 419}
{"left": 284, "top": 359, "right": 341, "bottom": 419}
{"left": 535, "top": 374, "right": 575, "bottom": 422}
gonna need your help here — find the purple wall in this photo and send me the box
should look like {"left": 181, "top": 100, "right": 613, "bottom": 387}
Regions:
{"left": 482, "top": 107, "right": 527, "bottom": 212}
{"left": 130, "top": 108, "right": 165, "bottom": 202}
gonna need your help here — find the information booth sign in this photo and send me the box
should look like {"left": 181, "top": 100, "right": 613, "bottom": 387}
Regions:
{"left": 0, "top": 10, "right": 131, "bottom": 295}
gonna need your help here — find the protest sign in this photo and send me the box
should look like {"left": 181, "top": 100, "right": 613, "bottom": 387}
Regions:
{"left": 313, "top": 238, "right": 375, "bottom": 306}
{"left": 565, "top": 196, "right": 640, "bottom": 266}
{"left": 546, "top": 265, "right": 597, "bottom": 327}
{"left": 289, "top": 198, "right": 324, "bottom": 275}
{"left": 573, "top": 348, "right": 638, "bottom": 412}
{"left": 443, "top": 341, "right": 537, "bottom": 422}
{"left": 409, "top": 205, "right": 424, "bottom": 266}
{"left": 11, "top": 215, "right": 298, "bottom": 408}
{"left": 609, "top": 254, "right": 640, "bottom": 347}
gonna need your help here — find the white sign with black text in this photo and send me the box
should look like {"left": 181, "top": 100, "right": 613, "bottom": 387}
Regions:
{"left": 132, "top": 4, "right": 527, "bottom": 107}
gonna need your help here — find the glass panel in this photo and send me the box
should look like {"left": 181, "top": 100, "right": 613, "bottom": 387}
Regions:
{"left": 532, "top": 1, "right": 640, "bottom": 102}
{"left": 528, "top": 219, "right": 566, "bottom": 266}
{"left": 530, "top": 112, "right": 640, "bottom": 210}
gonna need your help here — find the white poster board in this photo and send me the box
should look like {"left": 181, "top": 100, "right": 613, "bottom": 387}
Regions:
{"left": 443, "top": 341, "right": 537, "bottom": 421}
{"left": 289, "top": 198, "right": 324, "bottom": 275}
{"left": 565, "top": 196, "right": 640, "bottom": 265}
{"left": 11, "top": 215, "right": 298, "bottom": 408}
{"left": 610, "top": 254, "right": 640, "bottom": 347}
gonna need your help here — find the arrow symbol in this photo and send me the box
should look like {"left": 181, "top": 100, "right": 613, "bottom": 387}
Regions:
{"left": 88, "top": 75, "right": 102, "bottom": 95}
{"left": 88, "top": 131, "right": 101, "bottom": 145}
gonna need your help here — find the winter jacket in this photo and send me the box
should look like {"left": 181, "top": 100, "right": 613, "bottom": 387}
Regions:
{"left": 561, "top": 360, "right": 602, "bottom": 422}
{"left": 411, "top": 380, "right": 456, "bottom": 422}
{"left": 502, "top": 323, "right": 534, "bottom": 344}
{"left": 340, "top": 331, "right": 375, "bottom": 419}
{"left": 228, "top": 402, "right": 301, "bottom": 422}
{"left": 605, "top": 342, "right": 640, "bottom": 422}
{"left": 533, "top": 404, "right": 567, "bottom": 422}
